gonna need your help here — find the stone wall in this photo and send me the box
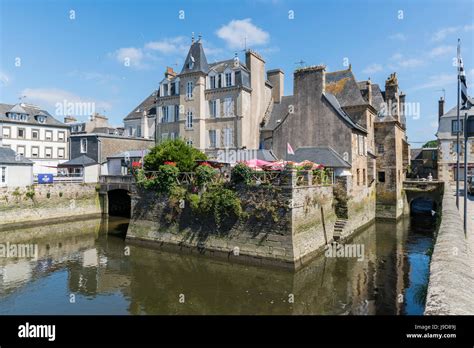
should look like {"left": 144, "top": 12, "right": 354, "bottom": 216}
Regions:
{"left": 425, "top": 187, "right": 474, "bottom": 315}
{"left": 0, "top": 183, "right": 102, "bottom": 227}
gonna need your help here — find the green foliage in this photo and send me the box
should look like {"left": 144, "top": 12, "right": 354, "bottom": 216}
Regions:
{"left": 25, "top": 186, "right": 35, "bottom": 200}
{"left": 46, "top": 192, "right": 51, "bottom": 199}
{"left": 231, "top": 163, "right": 252, "bottom": 184}
{"left": 156, "top": 164, "right": 180, "bottom": 192}
{"left": 59, "top": 192, "right": 63, "bottom": 198}
{"left": 198, "top": 185, "right": 242, "bottom": 227}
{"left": 187, "top": 193, "right": 200, "bottom": 212}
{"left": 144, "top": 139, "right": 207, "bottom": 172}
{"left": 195, "top": 165, "right": 217, "bottom": 188}
{"left": 423, "top": 140, "right": 437, "bottom": 148}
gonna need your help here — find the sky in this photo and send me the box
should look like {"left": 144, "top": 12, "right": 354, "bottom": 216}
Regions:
{"left": 0, "top": 0, "right": 473, "bottom": 146}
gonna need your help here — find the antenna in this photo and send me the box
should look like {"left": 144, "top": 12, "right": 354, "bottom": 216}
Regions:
{"left": 241, "top": 37, "right": 247, "bottom": 52}
{"left": 436, "top": 88, "right": 446, "bottom": 100}
{"left": 295, "top": 60, "right": 306, "bottom": 68}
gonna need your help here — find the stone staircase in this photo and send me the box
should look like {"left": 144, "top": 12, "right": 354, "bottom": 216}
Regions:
{"left": 333, "top": 219, "right": 348, "bottom": 241}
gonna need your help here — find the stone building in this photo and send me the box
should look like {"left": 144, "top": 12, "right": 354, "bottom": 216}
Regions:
{"left": 437, "top": 96, "right": 474, "bottom": 181}
{"left": 65, "top": 113, "right": 125, "bottom": 136}
{"left": 125, "top": 36, "right": 273, "bottom": 157}
{"left": 0, "top": 103, "right": 69, "bottom": 175}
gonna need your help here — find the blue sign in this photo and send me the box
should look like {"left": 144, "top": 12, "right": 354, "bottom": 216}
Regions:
{"left": 38, "top": 174, "right": 54, "bottom": 184}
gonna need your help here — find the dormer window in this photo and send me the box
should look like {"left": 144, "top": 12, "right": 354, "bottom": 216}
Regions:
{"left": 225, "top": 72, "right": 232, "bottom": 87}
{"left": 7, "top": 112, "right": 28, "bottom": 121}
{"left": 188, "top": 55, "right": 195, "bottom": 69}
{"left": 210, "top": 75, "right": 216, "bottom": 89}
{"left": 36, "top": 115, "right": 46, "bottom": 123}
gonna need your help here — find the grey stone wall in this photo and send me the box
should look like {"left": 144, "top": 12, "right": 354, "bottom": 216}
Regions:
{"left": 425, "top": 187, "right": 474, "bottom": 315}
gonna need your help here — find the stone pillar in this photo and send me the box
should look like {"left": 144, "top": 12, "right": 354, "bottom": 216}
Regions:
{"left": 304, "top": 170, "right": 313, "bottom": 186}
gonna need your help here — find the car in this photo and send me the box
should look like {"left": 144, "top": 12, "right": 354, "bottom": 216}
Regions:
{"left": 467, "top": 176, "right": 474, "bottom": 195}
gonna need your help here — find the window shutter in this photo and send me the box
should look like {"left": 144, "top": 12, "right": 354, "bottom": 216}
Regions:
{"left": 231, "top": 72, "right": 235, "bottom": 86}
{"left": 230, "top": 99, "right": 235, "bottom": 116}
{"left": 216, "top": 129, "right": 221, "bottom": 147}
{"left": 216, "top": 99, "right": 220, "bottom": 118}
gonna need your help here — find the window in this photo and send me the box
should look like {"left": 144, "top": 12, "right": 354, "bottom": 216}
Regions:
{"left": 128, "top": 127, "right": 133, "bottom": 136}
{"left": 377, "top": 144, "right": 384, "bottom": 154}
{"left": 58, "top": 131, "right": 65, "bottom": 142}
{"left": 186, "top": 139, "right": 193, "bottom": 146}
{"left": 452, "top": 120, "right": 464, "bottom": 135}
{"left": 163, "top": 84, "right": 168, "bottom": 97}
{"left": 225, "top": 72, "right": 232, "bottom": 87}
{"left": 186, "top": 81, "right": 193, "bottom": 99}
{"left": 36, "top": 115, "right": 46, "bottom": 123}
{"left": 224, "top": 97, "right": 234, "bottom": 117}
{"left": 186, "top": 111, "right": 193, "bottom": 129}
{"left": 2, "top": 127, "right": 10, "bottom": 138}
{"left": 174, "top": 105, "right": 180, "bottom": 122}
{"left": 162, "top": 106, "right": 169, "bottom": 123}
{"left": 217, "top": 74, "right": 222, "bottom": 88}
{"left": 137, "top": 126, "right": 142, "bottom": 137}
{"left": 80, "top": 138, "right": 87, "bottom": 153}
{"left": 161, "top": 133, "right": 169, "bottom": 142}
{"left": 356, "top": 169, "right": 360, "bottom": 185}
{"left": 209, "top": 130, "right": 217, "bottom": 148}
{"left": 17, "top": 146, "right": 25, "bottom": 156}
{"left": 45, "top": 147, "right": 52, "bottom": 158}
{"left": 363, "top": 169, "right": 366, "bottom": 185}
{"left": 18, "top": 128, "right": 25, "bottom": 139}
{"left": 32, "top": 129, "right": 39, "bottom": 140}
{"left": 378, "top": 171, "right": 385, "bottom": 183}
{"left": 209, "top": 100, "right": 217, "bottom": 118}
{"left": 1, "top": 167, "right": 6, "bottom": 184}
{"left": 224, "top": 128, "right": 233, "bottom": 147}
{"left": 31, "top": 146, "right": 39, "bottom": 158}
{"left": 45, "top": 130, "right": 52, "bottom": 140}
{"left": 58, "top": 148, "right": 65, "bottom": 159}
{"left": 210, "top": 75, "right": 216, "bottom": 89}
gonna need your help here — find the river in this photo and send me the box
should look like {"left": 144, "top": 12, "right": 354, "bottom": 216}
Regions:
{"left": 0, "top": 215, "right": 435, "bottom": 315}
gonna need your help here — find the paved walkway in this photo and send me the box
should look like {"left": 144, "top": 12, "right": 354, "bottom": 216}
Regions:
{"left": 450, "top": 183, "right": 474, "bottom": 272}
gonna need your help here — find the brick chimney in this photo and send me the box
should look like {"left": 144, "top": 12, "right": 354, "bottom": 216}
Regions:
{"left": 366, "top": 79, "right": 372, "bottom": 106}
{"left": 165, "top": 66, "right": 177, "bottom": 79}
{"left": 267, "top": 69, "right": 284, "bottom": 103}
{"left": 438, "top": 96, "right": 445, "bottom": 120}
{"left": 294, "top": 65, "right": 326, "bottom": 96}
{"left": 385, "top": 72, "right": 400, "bottom": 120}
{"left": 64, "top": 116, "right": 77, "bottom": 123}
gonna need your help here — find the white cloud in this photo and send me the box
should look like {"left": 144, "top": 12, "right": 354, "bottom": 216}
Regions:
{"left": 21, "top": 88, "right": 112, "bottom": 113}
{"left": 389, "top": 33, "right": 406, "bottom": 41}
{"left": 362, "top": 63, "right": 383, "bottom": 74}
{"left": 112, "top": 47, "right": 146, "bottom": 69}
{"left": 216, "top": 18, "right": 269, "bottom": 49}
{"left": 431, "top": 24, "right": 474, "bottom": 42}
{"left": 411, "top": 73, "right": 456, "bottom": 91}
{"left": 428, "top": 45, "right": 455, "bottom": 58}
{"left": 145, "top": 36, "right": 189, "bottom": 55}
{"left": 0, "top": 71, "right": 9, "bottom": 86}
{"left": 388, "top": 53, "right": 424, "bottom": 69}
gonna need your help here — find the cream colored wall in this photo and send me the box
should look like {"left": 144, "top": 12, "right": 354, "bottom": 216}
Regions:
{"left": 0, "top": 165, "right": 33, "bottom": 187}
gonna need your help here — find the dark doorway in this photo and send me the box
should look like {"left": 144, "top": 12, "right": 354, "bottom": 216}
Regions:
{"left": 108, "top": 189, "right": 131, "bottom": 218}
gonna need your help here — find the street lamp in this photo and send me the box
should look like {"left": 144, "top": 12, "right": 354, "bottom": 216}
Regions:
{"left": 463, "top": 111, "right": 474, "bottom": 232}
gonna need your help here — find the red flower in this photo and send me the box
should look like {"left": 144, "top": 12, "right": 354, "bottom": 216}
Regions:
{"left": 164, "top": 161, "right": 176, "bottom": 166}
{"left": 200, "top": 162, "right": 211, "bottom": 167}
{"left": 132, "top": 161, "right": 141, "bottom": 167}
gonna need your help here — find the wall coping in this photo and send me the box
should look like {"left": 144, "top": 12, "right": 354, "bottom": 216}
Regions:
{"left": 425, "top": 185, "right": 474, "bottom": 315}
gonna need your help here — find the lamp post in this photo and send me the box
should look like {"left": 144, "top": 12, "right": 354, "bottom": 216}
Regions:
{"left": 463, "top": 113, "right": 474, "bottom": 233}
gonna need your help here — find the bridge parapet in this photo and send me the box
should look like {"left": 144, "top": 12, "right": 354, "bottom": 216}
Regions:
{"left": 99, "top": 175, "right": 135, "bottom": 193}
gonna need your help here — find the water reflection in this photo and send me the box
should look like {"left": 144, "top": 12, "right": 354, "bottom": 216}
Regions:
{"left": 0, "top": 215, "right": 434, "bottom": 315}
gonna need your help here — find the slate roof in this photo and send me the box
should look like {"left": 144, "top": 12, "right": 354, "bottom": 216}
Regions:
{"left": 0, "top": 103, "right": 68, "bottom": 128}
{"left": 0, "top": 147, "right": 33, "bottom": 165}
{"left": 287, "top": 146, "right": 351, "bottom": 168}
{"left": 411, "top": 148, "right": 423, "bottom": 160}
{"left": 58, "top": 155, "right": 97, "bottom": 167}
{"left": 124, "top": 93, "right": 156, "bottom": 121}
{"left": 440, "top": 97, "right": 474, "bottom": 118}
{"left": 209, "top": 59, "right": 248, "bottom": 73}
{"left": 324, "top": 93, "right": 367, "bottom": 133}
{"left": 181, "top": 40, "right": 209, "bottom": 74}
{"left": 261, "top": 96, "right": 294, "bottom": 131}
{"left": 325, "top": 69, "right": 367, "bottom": 107}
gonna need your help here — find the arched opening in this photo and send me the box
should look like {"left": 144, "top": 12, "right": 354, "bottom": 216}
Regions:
{"left": 107, "top": 189, "right": 131, "bottom": 218}
{"left": 410, "top": 197, "right": 435, "bottom": 217}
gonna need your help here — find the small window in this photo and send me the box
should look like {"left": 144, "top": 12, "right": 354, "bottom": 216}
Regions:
{"left": 80, "top": 138, "right": 87, "bottom": 153}
{"left": 377, "top": 144, "right": 384, "bottom": 154}
{"left": 186, "top": 139, "right": 193, "bottom": 146}
{"left": 45, "top": 147, "right": 52, "bottom": 158}
{"left": 209, "top": 130, "right": 217, "bottom": 148}
{"left": 32, "top": 129, "right": 39, "bottom": 140}
{"left": 162, "top": 106, "right": 169, "bottom": 123}
{"left": 17, "top": 146, "right": 25, "bottom": 156}
{"left": 45, "top": 130, "right": 52, "bottom": 140}
{"left": 452, "top": 120, "right": 464, "bottom": 135}
{"left": 225, "top": 72, "right": 232, "bottom": 87}
{"left": 58, "top": 131, "right": 65, "bottom": 141}
{"left": 31, "top": 146, "right": 39, "bottom": 158}
{"left": 209, "top": 100, "right": 217, "bottom": 118}
{"left": 356, "top": 169, "right": 360, "bottom": 186}
{"left": 174, "top": 105, "right": 180, "bottom": 122}
{"left": 2, "top": 127, "right": 10, "bottom": 138}
{"left": 186, "top": 81, "right": 193, "bottom": 99}
{"left": 0, "top": 167, "right": 6, "bottom": 184}
{"left": 58, "top": 148, "right": 65, "bottom": 159}
{"left": 210, "top": 75, "right": 216, "bottom": 89}
{"left": 186, "top": 111, "right": 193, "bottom": 129}
{"left": 378, "top": 171, "right": 385, "bottom": 183}
{"left": 18, "top": 128, "right": 25, "bottom": 139}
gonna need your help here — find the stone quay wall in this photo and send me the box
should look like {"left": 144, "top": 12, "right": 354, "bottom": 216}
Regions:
{"left": 424, "top": 187, "right": 474, "bottom": 315}
{"left": 0, "top": 183, "right": 102, "bottom": 228}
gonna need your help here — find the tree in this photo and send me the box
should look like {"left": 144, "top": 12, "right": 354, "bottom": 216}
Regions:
{"left": 422, "top": 140, "right": 438, "bottom": 148}
{"left": 144, "top": 139, "right": 207, "bottom": 172}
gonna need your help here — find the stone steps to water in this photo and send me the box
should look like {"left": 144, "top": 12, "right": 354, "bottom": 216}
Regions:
{"left": 333, "top": 219, "right": 348, "bottom": 241}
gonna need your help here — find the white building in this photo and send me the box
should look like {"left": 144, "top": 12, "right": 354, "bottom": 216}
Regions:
{"left": 0, "top": 147, "right": 34, "bottom": 187}
{"left": 0, "top": 103, "right": 70, "bottom": 175}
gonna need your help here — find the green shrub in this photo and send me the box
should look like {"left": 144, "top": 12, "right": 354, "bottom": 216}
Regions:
{"left": 195, "top": 164, "right": 217, "bottom": 188}
{"left": 187, "top": 193, "right": 200, "bottom": 212}
{"left": 199, "top": 185, "right": 242, "bottom": 227}
{"left": 156, "top": 164, "right": 180, "bottom": 192}
{"left": 144, "top": 139, "right": 207, "bottom": 172}
{"left": 25, "top": 186, "right": 35, "bottom": 200}
{"left": 231, "top": 163, "right": 252, "bottom": 185}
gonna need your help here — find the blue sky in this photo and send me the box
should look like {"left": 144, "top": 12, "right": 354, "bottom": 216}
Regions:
{"left": 1, "top": 0, "right": 473, "bottom": 146}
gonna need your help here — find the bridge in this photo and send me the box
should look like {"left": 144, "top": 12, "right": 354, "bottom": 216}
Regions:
{"left": 403, "top": 180, "right": 444, "bottom": 216}
{"left": 99, "top": 175, "right": 135, "bottom": 218}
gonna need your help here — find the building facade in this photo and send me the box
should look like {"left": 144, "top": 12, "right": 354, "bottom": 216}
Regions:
{"left": 125, "top": 37, "right": 273, "bottom": 157}
{"left": 0, "top": 103, "right": 69, "bottom": 175}
{"left": 0, "top": 147, "right": 34, "bottom": 187}
{"left": 437, "top": 96, "right": 474, "bottom": 181}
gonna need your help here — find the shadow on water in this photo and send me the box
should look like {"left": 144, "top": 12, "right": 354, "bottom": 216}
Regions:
{"left": 0, "top": 213, "right": 436, "bottom": 315}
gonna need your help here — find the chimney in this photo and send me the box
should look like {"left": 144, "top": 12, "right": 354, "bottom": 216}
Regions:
{"left": 294, "top": 65, "right": 326, "bottom": 96}
{"left": 64, "top": 116, "right": 77, "bottom": 123}
{"left": 438, "top": 97, "right": 445, "bottom": 120}
{"left": 267, "top": 69, "right": 284, "bottom": 103}
{"left": 385, "top": 72, "right": 400, "bottom": 120}
{"left": 165, "top": 66, "right": 177, "bottom": 79}
{"left": 366, "top": 79, "right": 372, "bottom": 106}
